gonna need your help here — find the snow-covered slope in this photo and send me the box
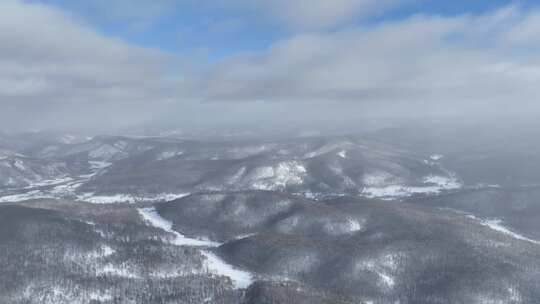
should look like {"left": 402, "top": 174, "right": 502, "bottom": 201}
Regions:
{"left": 74, "top": 137, "right": 463, "bottom": 199}
{"left": 0, "top": 136, "right": 465, "bottom": 203}
{"left": 0, "top": 155, "right": 71, "bottom": 189}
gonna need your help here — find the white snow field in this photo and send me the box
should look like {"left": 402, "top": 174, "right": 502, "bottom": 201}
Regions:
{"left": 361, "top": 173, "right": 462, "bottom": 200}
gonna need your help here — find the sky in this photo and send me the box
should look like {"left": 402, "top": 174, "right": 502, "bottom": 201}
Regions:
{"left": 1, "top": 0, "right": 540, "bottom": 134}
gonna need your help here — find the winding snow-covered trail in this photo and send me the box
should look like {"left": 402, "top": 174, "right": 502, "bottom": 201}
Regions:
{"left": 442, "top": 207, "right": 540, "bottom": 246}
{"left": 138, "top": 207, "right": 219, "bottom": 247}
{"left": 467, "top": 215, "right": 540, "bottom": 246}
{"left": 137, "top": 207, "right": 253, "bottom": 289}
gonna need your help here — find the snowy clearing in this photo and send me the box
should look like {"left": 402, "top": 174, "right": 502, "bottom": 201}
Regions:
{"left": 138, "top": 207, "right": 219, "bottom": 247}
{"left": 201, "top": 251, "right": 253, "bottom": 289}
{"left": 361, "top": 175, "right": 462, "bottom": 199}
{"left": 78, "top": 193, "right": 190, "bottom": 204}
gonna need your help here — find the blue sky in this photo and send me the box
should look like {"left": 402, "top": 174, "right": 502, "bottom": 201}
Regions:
{"left": 29, "top": 0, "right": 284, "bottom": 60}
{"left": 28, "top": 0, "right": 530, "bottom": 60}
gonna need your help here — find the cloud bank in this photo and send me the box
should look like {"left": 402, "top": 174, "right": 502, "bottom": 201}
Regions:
{"left": 0, "top": 0, "right": 183, "bottom": 130}
{"left": 1, "top": 1, "right": 540, "bottom": 133}
{"left": 192, "top": 5, "right": 540, "bottom": 121}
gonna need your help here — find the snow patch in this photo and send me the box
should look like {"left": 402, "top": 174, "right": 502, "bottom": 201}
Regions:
{"left": 347, "top": 218, "right": 363, "bottom": 232}
{"left": 78, "top": 193, "right": 135, "bottom": 204}
{"left": 27, "top": 176, "right": 74, "bottom": 188}
{"left": 201, "top": 251, "right": 253, "bottom": 289}
{"left": 250, "top": 166, "right": 275, "bottom": 180}
{"left": 469, "top": 216, "right": 540, "bottom": 245}
{"left": 362, "top": 175, "right": 462, "bottom": 199}
{"left": 251, "top": 161, "right": 307, "bottom": 191}
{"left": 508, "top": 286, "right": 523, "bottom": 303}
{"left": 102, "top": 245, "right": 115, "bottom": 257}
{"left": 138, "top": 207, "right": 219, "bottom": 247}
{"left": 227, "top": 166, "right": 247, "bottom": 185}
{"left": 77, "top": 192, "right": 190, "bottom": 204}
{"left": 50, "top": 181, "right": 83, "bottom": 194}
{"left": 96, "top": 264, "right": 140, "bottom": 279}
{"left": 89, "top": 144, "right": 121, "bottom": 159}
{"left": 157, "top": 150, "right": 184, "bottom": 161}
{"left": 363, "top": 171, "right": 398, "bottom": 187}
{"left": 0, "top": 190, "right": 54, "bottom": 203}
{"left": 13, "top": 159, "right": 27, "bottom": 171}
{"left": 303, "top": 142, "right": 353, "bottom": 159}
{"left": 88, "top": 160, "right": 112, "bottom": 171}
{"left": 378, "top": 273, "right": 395, "bottom": 288}
{"left": 423, "top": 175, "right": 462, "bottom": 189}
{"left": 87, "top": 245, "right": 116, "bottom": 259}
{"left": 0, "top": 149, "right": 24, "bottom": 160}
{"left": 89, "top": 291, "right": 113, "bottom": 302}
{"left": 430, "top": 154, "right": 444, "bottom": 161}
{"left": 354, "top": 253, "right": 401, "bottom": 289}
{"left": 323, "top": 217, "right": 365, "bottom": 235}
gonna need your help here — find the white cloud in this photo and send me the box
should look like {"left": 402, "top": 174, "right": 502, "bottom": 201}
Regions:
{"left": 1, "top": 1, "right": 540, "bottom": 132}
{"left": 196, "top": 6, "right": 540, "bottom": 116}
{"left": 0, "top": 0, "right": 175, "bottom": 99}
{"left": 0, "top": 0, "right": 185, "bottom": 130}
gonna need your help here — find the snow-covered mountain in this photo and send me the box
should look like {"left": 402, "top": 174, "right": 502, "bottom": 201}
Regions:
{"left": 0, "top": 153, "right": 71, "bottom": 188}
{"left": 1, "top": 132, "right": 540, "bottom": 303}
{"left": 66, "top": 136, "right": 464, "bottom": 200}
